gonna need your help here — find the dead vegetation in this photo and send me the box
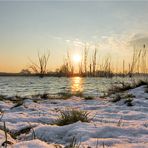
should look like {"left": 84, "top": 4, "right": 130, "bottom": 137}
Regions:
{"left": 29, "top": 51, "right": 50, "bottom": 78}
{"left": 53, "top": 109, "right": 90, "bottom": 126}
{"left": 109, "top": 80, "right": 148, "bottom": 95}
{"left": 110, "top": 92, "right": 134, "bottom": 106}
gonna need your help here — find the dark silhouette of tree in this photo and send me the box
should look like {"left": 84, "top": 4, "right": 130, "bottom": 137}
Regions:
{"left": 29, "top": 51, "right": 50, "bottom": 78}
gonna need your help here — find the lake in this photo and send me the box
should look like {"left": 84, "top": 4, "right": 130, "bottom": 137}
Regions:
{"left": 0, "top": 76, "right": 145, "bottom": 97}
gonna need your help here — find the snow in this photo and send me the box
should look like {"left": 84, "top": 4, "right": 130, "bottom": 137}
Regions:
{"left": 12, "top": 139, "right": 61, "bottom": 148}
{"left": 26, "top": 122, "right": 148, "bottom": 145}
{"left": 0, "top": 85, "right": 148, "bottom": 147}
{"left": 0, "top": 101, "right": 13, "bottom": 111}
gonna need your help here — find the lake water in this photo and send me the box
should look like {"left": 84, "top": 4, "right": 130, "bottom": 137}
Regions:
{"left": 0, "top": 76, "right": 145, "bottom": 97}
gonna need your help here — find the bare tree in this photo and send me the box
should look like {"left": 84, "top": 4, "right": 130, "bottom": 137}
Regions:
{"left": 122, "top": 60, "right": 125, "bottom": 76}
{"left": 84, "top": 44, "right": 88, "bottom": 75}
{"left": 79, "top": 59, "right": 83, "bottom": 75}
{"left": 129, "top": 44, "right": 142, "bottom": 76}
{"left": 92, "top": 47, "right": 97, "bottom": 76}
{"left": 89, "top": 63, "right": 92, "bottom": 76}
{"left": 141, "top": 44, "right": 147, "bottom": 74}
{"left": 66, "top": 51, "right": 74, "bottom": 75}
{"left": 29, "top": 51, "right": 50, "bottom": 78}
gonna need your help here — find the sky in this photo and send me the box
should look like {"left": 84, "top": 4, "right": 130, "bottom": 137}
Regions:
{"left": 0, "top": 0, "right": 148, "bottom": 72}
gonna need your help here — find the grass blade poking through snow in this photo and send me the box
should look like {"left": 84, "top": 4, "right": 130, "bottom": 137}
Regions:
{"left": 65, "top": 136, "right": 80, "bottom": 148}
{"left": 54, "top": 109, "right": 90, "bottom": 126}
{"left": 1, "top": 121, "right": 13, "bottom": 147}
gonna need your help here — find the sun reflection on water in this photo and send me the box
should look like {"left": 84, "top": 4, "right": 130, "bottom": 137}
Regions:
{"left": 70, "top": 77, "right": 83, "bottom": 94}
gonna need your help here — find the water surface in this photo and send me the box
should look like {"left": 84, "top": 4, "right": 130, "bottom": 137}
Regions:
{"left": 0, "top": 76, "right": 144, "bottom": 97}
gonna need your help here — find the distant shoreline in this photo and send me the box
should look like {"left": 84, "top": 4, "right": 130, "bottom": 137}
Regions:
{"left": 0, "top": 72, "right": 148, "bottom": 78}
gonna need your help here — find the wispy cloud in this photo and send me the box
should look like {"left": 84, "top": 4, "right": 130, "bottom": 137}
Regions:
{"left": 129, "top": 33, "right": 148, "bottom": 46}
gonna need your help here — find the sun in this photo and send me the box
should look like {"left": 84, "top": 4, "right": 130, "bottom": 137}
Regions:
{"left": 73, "top": 54, "right": 81, "bottom": 63}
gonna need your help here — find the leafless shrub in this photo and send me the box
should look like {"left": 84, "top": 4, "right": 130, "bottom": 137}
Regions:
{"left": 29, "top": 51, "right": 50, "bottom": 78}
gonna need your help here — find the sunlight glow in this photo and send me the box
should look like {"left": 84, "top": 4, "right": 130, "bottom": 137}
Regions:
{"left": 71, "top": 77, "right": 83, "bottom": 93}
{"left": 73, "top": 54, "right": 81, "bottom": 63}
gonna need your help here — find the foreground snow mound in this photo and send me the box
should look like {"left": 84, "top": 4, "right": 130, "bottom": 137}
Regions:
{"left": 0, "top": 122, "right": 38, "bottom": 136}
{"left": 12, "top": 139, "right": 62, "bottom": 148}
{"left": 0, "top": 101, "right": 13, "bottom": 111}
{"left": 27, "top": 121, "right": 148, "bottom": 147}
{"left": 112, "top": 143, "right": 148, "bottom": 148}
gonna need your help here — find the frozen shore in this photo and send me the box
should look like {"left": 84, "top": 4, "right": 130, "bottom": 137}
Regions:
{"left": 0, "top": 85, "right": 148, "bottom": 148}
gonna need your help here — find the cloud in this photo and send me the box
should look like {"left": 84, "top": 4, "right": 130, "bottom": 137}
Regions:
{"left": 65, "top": 39, "right": 70, "bottom": 43}
{"left": 52, "top": 36, "right": 63, "bottom": 40}
{"left": 64, "top": 32, "right": 148, "bottom": 60}
{"left": 129, "top": 33, "right": 148, "bottom": 47}
{"left": 98, "top": 34, "right": 130, "bottom": 52}
{"left": 73, "top": 39, "right": 85, "bottom": 47}
{"left": 65, "top": 38, "right": 85, "bottom": 49}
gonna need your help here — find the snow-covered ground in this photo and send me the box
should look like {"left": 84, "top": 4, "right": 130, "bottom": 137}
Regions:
{"left": 0, "top": 85, "right": 148, "bottom": 148}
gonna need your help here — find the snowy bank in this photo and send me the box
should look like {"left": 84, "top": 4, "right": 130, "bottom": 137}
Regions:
{"left": 0, "top": 85, "right": 148, "bottom": 147}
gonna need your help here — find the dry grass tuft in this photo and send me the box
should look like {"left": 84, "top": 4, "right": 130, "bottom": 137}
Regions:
{"left": 54, "top": 109, "right": 90, "bottom": 126}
